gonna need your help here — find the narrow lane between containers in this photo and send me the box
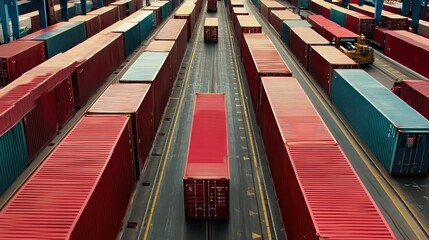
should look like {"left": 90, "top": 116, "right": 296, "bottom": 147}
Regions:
{"left": 243, "top": 0, "right": 428, "bottom": 238}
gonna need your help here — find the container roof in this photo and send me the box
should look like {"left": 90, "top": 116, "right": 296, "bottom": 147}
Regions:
{"left": 145, "top": 40, "right": 175, "bottom": 52}
{"left": 261, "top": 0, "right": 286, "bottom": 8}
{"left": 291, "top": 27, "right": 330, "bottom": 44}
{"left": 233, "top": 7, "right": 249, "bottom": 14}
{"left": 307, "top": 15, "right": 340, "bottom": 27}
{"left": 311, "top": 46, "right": 357, "bottom": 65}
{"left": 112, "top": 22, "right": 139, "bottom": 32}
{"left": 402, "top": 80, "right": 429, "bottom": 97}
{"left": 324, "top": 26, "right": 358, "bottom": 38}
{"left": 128, "top": 11, "right": 153, "bottom": 22}
{"left": 120, "top": 52, "right": 169, "bottom": 82}
{"left": 271, "top": 10, "right": 301, "bottom": 20}
{"left": 0, "top": 40, "right": 44, "bottom": 58}
{"left": 155, "top": 19, "right": 187, "bottom": 40}
{"left": 237, "top": 15, "right": 261, "bottom": 27}
{"left": 205, "top": 18, "right": 218, "bottom": 26}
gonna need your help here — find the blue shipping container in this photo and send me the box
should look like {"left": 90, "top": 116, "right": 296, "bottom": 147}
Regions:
{"left": 330, "top": 7, "right": 346, "bottom": 27}
{"left": 282, "top": 20, "right": 311, "bottom": 46}
{"left": 113, "top": 22, "right": 141, "bottom": 58}
{"left": 331, "top": 69, "right": 429, "bottom": 175}
{"left": 129, "top": 11, "right": 154, "bottom": 42}
{"left": 0, "top": 121, "right": 28, "bottom": 195}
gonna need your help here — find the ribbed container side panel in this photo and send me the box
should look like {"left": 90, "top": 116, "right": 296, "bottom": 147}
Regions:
{"left": 0, "top": 121, "right": 28, "bottom": 195}
{"left": 307, "top": 14, "right": 340, "bottom": 37}
{"left": 373, "top": 27, "right": 390, "bottom": 47}
{"left": 143, "top": 7, "right": 162, "bottom": 28}
{"left": 330, "top": 6, "right": 347, "bottom": 26}
{"left": 345, "top": 14, "right": 375, "bottom": 39}
{"left": 400, "top": 80, "right": 429, "bottom": 121}
{"left": 235, "top": 15, "right": 262, "bottom": 50}
{"left": 113, "top": 22, "right": 141, "bottom": 58}
{"left": 331, "top": 69, "right": 429, "bottom": 175}
{"left": 54, "top": 76, "right": 75, "bottom": 128}
{"left": 88, "top": 6, "right": 120, "bottom": 30}
{"left": 281, "top": 20, "right": 311, "bottom": 46}
{"left": 0, "top": 115, "right": 136, "bottom": 240}
{"left": 129, "top": 11, "right": 154, "bottom": 42}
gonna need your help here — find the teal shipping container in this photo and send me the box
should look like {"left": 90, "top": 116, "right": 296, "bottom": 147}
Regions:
{"left": 152, "top": 1, "right": 171, "bottom": 22}
{"left": 330, "top": 7, "right": 346, "bottom": 26}
{"left": 282, "top": 20, "right": 311, "bottom": 46}
{"left": 32, "top": 22, "right": 87, "bottom": 58}
{"left": 331, "top": 69, "right": 429, "bottom": 175}
{"left": 0, "top": 121, "right": 28, "bottom": 195}
{"left": 252, "top": 0, "right": 261, "bottom": 11}
{"left": 129, "top": 11, "right": 154, "bottom": 41}
{"left": 113, "top": 22, "right": 141, "bottom": 58}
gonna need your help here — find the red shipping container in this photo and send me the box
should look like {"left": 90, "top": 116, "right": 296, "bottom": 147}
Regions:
{"left": 110, "top": 0, "right": 138, "bottom": 19}
{"left": 322, "top": 26, "right": 358, "bottom": 43}
{"left": 89, "top": 84, "right": 154, "bottom": 178}
{"left": 204, "top": 18, "right": 218, "bottom": 42}
{"left": 20, "top": 22, "right": 69, "bottom": 40}
{"left": 345, "top": 13, "right": 375, "bottom": 39}
{"left": 184, "top": 93, "right": 229, "bottom": 221}
{"left": 384, "top": 30, "right": 429, "bottom": 79}
{"left": 143, "top": 6, "right": 162, "bottom": 28}
{"left": 349, "top": 4, "right": 408, "bottom": 30}
{"left": 383, "top": 3, "right": 402, "bottom": 14}
{"left": 308, "top": 0, "right": 333, "bottom": 18}
{"left": 259, "top": 77, "right": 395, "bottom": 240}
{"left": 175, "top": 4, "right": 196, "bottom": 40}
{"left": 54, "top": 75, "right": 74, "bottom": 128}
{"left": 235, "top": 16, "right": 262, "bottom": 51}
{"left": 21, "top": 11, "right": 41, "bottom": 32}
{"left": 229, "top": 0, "right": 244, "bottom": 19}
{"left": 0, "top": 115, "right": 136, "bottom": 239}
{"left": 260, "top": 0, "right": 287, "bottom": 23}
{"left": 69, "top": 14, "right": 102, "bottom": 38}
{"left": 0, "top": 41, "right": 46, "bottom": 87}
{"left": 155, "top": 19, "right": 188, "bottom": 74}
{"left": 145, "top": 40, "right": 178, "bottom": 82}
{"left": 232, "top": 8, "right": 249, "bottom": 31}
{"left": 87, "top": 6, "right": 120, "bottom": 30}
{"left": 373, "top": 27, "right": 390, "bottom": 48}
{"left": 307, "top": 14, "right": 339, "bottom": 37}
{"left": 308, "top": 45, "right": 358, "bottom": 94}
{"left": 241, "top": 33, "right": 292, "bottom": 115}
{"left": 400, "top": 80, "right": 429, "bottom": 120}
{"left": 64, "top": 32, "right": 124, "bottom": 107}
{"left": 185, "top": 0, "right": 202, "bottom": 13}
{"left": 208, "top": 0, "right": 217, "bottom": 11}
{"left": 290, "top": 27, "right": 330, "bottom": 70}
{"left": 269, "top": 10, "right": 301, "bottom": 36}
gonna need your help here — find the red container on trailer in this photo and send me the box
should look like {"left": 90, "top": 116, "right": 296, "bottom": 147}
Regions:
{"left": 155, "top": 19, "right": 188, "bottom": 72}
{"left": 69, "top": 14, "right": 102, "bottom": 38}
{"left": 374, "top": 27, "right": 390, "bottom": 48}
{"left": 384, "top": 30, "right": 429, "bottom": 79}
{"left": 0, "top": 41, "right": 46, "bottom": 87}
{"left": 260, "top": 0, "right": 287, "bottom": 22}
{"left": 400, "top": 80, "right": 429, "bottom": 120}
{"left": 235, "top": 16, "right": 262, "bottom": 51}
{"left": 289, "top": 27, "right": 330, "bottom": 69}
{"left": 87, "top": 6, "right": 120, "bottom": 30}
{"left": 175, "top": 4, "right": 196, "bottom": 40}
{"left": 307, "top": 14, "right": 339, "bottom": 37}
{"left": 241, "top": 33, "right": 292, "bottom": 115}
{"left": 208, "top": 0, "right": 217, "bottom": 12}
{"left": 322, "top": 26, "right": 358, "bottom": 43}
{"left": 204, "top": 18, "right": 218, "bottom": 42}
{"left": 89, "top": 84, "right": 154, "bottom": 178}
{"left": 184, "top": 93, "right": 230, "bottom": 221}
{"left": 269, "top": 10, "right": 301, "bottom": 36}
{"left": 64, "top": 32, "right": 124, "bottom": 107}
{"left": 145, "top": 40, "right": 178, "bottom": 82}
{"left": 0, "top": 115, "right": 136, "bottom": 240}
{"left": 308, "top": 45, "right": 358, "bottom": 94}
{"left": 259, "top": 77, "right": 396, "bottom": 240}
{"left": 143, "top": 6, "right": 162, "bottom": 28}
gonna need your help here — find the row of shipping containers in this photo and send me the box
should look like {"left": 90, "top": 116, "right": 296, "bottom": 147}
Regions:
{"left": 230, "top": 3, "right": 397, "bottom": 239}
{"left": 0, "top": 0, "right": 193, "bottom": 236}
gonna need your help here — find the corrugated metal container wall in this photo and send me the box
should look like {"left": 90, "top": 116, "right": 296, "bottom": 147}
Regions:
{"left": 87, "top": 6, "right": 120, "bottom": 30}
{"left": 373, "top": 27, "right": 390, "bottom": 47}
{"left": 204, "top": 18, "right": 218, "bottom": 42}
{"left": 400, "top": 80, "right": 429, "bottom": 121}
{"left": 112, "top": 22, "right": 141, "bottom": 58}
{"left": 259, "top": 77, "right": 396, "bottom": 240}
{"left": 307, "top": 14, "right": 339, "bottom": 37}
{"left": 289, "top": 27, "right": 330, "bottom": 69}
{"left": 120, "top": 52, "right": 171, "bottom": 130}
{"left": 345, "top": 13, "right": 375, "bottom": 39}
{"left": 232, "top": 8, "right": 249, "bottom": 31}
{"left": 241, "top": 34, "right": 292, "bottom": 115}
{"left": 281, "top": 20, "right": 311, "bottom": 46}
{"left": 0, "top": 41, "right": 46, "bottom": 87}
{"left": 229, "top": 0, "right": 244, "bottom": 19}
{"left": 235, "top": 16, "right": 262, "bottom": 51}
{"left": 208, "top": 0, "right": 217, "bottom": 11}
{"left": 143, "top": 6, "right": 162, "bottom": 28}
{"left": 54, "top": 75, "right": 74, "bottom": 128}
{"left": 269, "top": 10, "right": 301, "bottom": 36}
{"left": 308, "top": 46, "right": 358, "bottom": 94}
{"left": 155, "top": 19, "right": 187, "bottom": 72}
{"left": 128, "top": 11, "right": 154, "bottom": 42}
{"left": 332, "top": 69, "right": 429, "bottom": 175}
{"left": 174, "top": 4, "right": 196, "bottom": 41}
{"left": 21, "top": 11, "right": 41, "bottom": 32}
{"left": 88, "top": 84, "right": 154, "bottom": 178}
{"left": 260, "top": 0, "right": 287, "bottom": 22}
{"left": 145, "top": 40, "right": 178, "bottom": 81}
{"left": 0, "top": 121, "right": 28, "bottom": 195}
{"left": 0, "top": 115, "right": 136, "bottom": 240}
{"left": 69, "top": 14, "right": 101, "bottom": 38}
{"left": 184, "top": 93, "right": 229, "bottom": 221}
{"left": 308, "top": 0, "right": 333, "bottom": 18}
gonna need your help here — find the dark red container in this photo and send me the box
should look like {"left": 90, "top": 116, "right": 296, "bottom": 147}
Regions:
{"left": 208, "top": 0, "right": 217, "bottom": 12}
{"left": 89, "top": 84, "right": 154, "bottom": 178}
{"left": 87, "top": 6, "right": 120, "bottom": 30}
{"left": 21, "top": 11, "right": 41, "bottom": 32}
{"left": 174, "top": 4, "right": 196, "bottom": 40}
{"left": 143, "top": 6, "right": 162, "bottom": 28}
{"left": 373, "top": 27, "right": 390, "bottom": 48}
{"left": 308, "top": 0, "right": 332, "bottom": 18}
{"left": 0, "top": 41, "right": 46, "bottom": 87}
{"left": 232, "top": 8, "right": 249, "bottom": 32}
{"left": 322, "top": 26, "right": 358, "bottom": 43}
{"left": 69, "top": 14, "right": 102, "bottom": 38}
{"left": 204, "top": 18, "right": 218, "bottom": 42}
{"left": 54, "top": 75, "right": 74, "bottom": 128}
{"left": 308, "top": 45, "right": 358, "bottom": 94}
{"left": 400, "top": 80, "right": 429, "bottom": 120}
{"left": 260, "top": 0, "right": 287, "bottom": 22}
{"left": 259, "top": 77, "right": 395, "bottom": 240}
{"left": 269, "top": 10, "right": 301, "bottom": 36}
{"left": 184, "top": 93, "right": 229, "bottom": 221}
{"left": 235, "top": 15, "right": 262, "bottom": 51}
{"left": 241, "top": 33, "right": 292, "bottom": 115}
{"left": 229, "top": 0, "right": 244, "bottom": 19}
{"left": 384, "top": 30, "right": 429, "bottom": 79}
{"left": 145, "top": 40, "right": 178, "bottom": 82}
{"left": 383, "top": 3, "right": 402, "bottom": 14}
{"left": 110, "top": 0, "right": 138, "bottom": 19}
{"left": 307, "top": 14, "right": 339, "bottom": 37}
{"left": 349, "top": 4, "right": 408, "bottom": 30}
{"left": 0, "top": 115, "right": 136, "bottom": 240}
{"left": 289, "top": 27, "right": 329, "bottom": 69}
{"left": 155, "top": 19, "right": 188, "bottom": 70}
{"left": 345, "top": 13, "right": 375, "bottom": 39}
{"left": 64, "top": 32, "right": 124, "bottom": 107}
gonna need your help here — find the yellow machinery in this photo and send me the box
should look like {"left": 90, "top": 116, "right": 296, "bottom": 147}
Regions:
{"left": 336, "top": 34, "right": 375, "bottom": 65}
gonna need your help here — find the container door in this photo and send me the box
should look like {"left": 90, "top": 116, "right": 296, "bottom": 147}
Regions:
{"left": 184, "top": 179, "right": 206, "bottom": 219}
{"left": 393, "top": 133, "right": 429, "bottom": 174}
{"left": 206, "top": 179, "right": 229, "bottom": 220}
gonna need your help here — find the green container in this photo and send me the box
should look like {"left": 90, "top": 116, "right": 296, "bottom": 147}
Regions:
{"left": 0, "top": 121, "right": 28, "bottom": 195}
{"left": 330, "top": 7, "right": 346, "bottom": 26}
{"left": 331, "top": 69, "right": 429, "bottom": 175}
{"left": 129, "top": 11, "right": 154, "bottom": 42}
{"left": 282, "top": 20, "right": 311, "bottom": 46}
{"left": 33, "top": 22, "right": 87, "bottom": 58}
{"left": 299, "top": 0, "right": 308, "bottom": 8}
{"left": 113, "top": 22, "right": 141, "bottom": 58}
